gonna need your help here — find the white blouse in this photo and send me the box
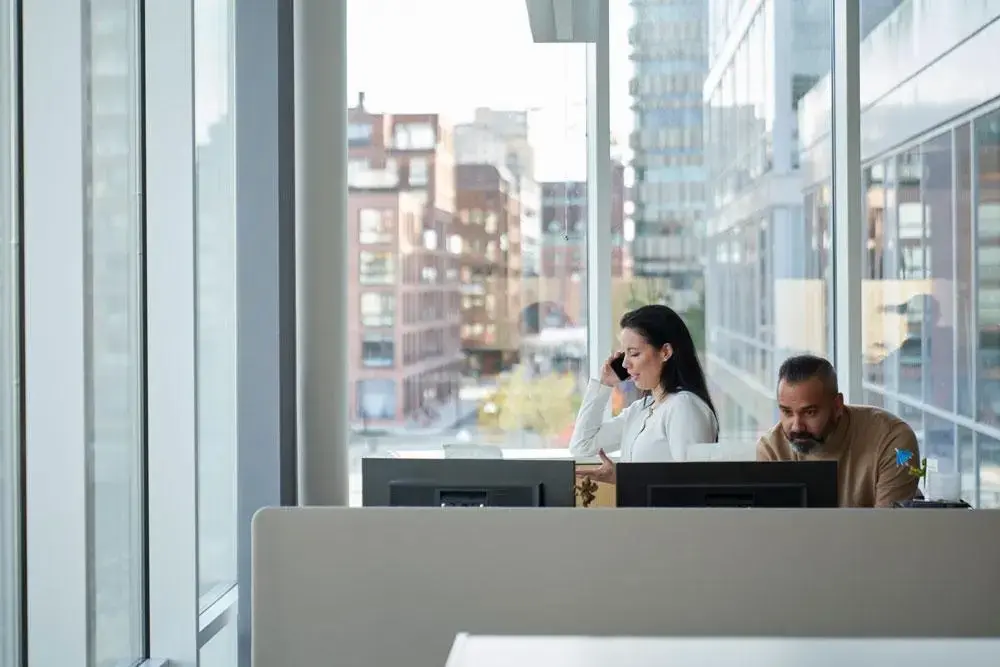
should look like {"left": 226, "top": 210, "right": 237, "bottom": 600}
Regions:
{"left": 568, "top": 379, "right": 719, "bottom": 462}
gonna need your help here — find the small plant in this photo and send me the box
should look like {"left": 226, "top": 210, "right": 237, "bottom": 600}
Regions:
{"left": 575, "top": 477, "right": 598, "bottom": 508}
{"left": 895, "top": 448, "right": 928, "bottom": 485}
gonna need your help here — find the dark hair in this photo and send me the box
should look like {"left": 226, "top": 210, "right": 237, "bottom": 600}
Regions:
{"left": 619, "top": 304, "right": 717, "bottom": 421}
{"left": 777, "top": 355, "right": 839, "bottom": 394}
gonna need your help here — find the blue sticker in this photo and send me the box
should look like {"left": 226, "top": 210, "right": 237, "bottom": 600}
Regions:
{"left": 895, "top": 448, "right": 914, "bottom": 466}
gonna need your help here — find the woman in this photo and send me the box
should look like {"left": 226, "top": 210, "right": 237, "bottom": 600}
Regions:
{"left": 569, "top": 304, "right": 718, "bottom": 483}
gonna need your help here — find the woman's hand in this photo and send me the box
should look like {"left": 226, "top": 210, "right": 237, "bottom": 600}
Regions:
{"left": 575, "top": 448, "right": 616, "bottom": 484}
{"left": 600, "top": 352, "right": 623, "bottom": 387}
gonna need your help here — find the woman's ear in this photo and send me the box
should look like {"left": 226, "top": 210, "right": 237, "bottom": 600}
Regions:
{"left": 660, "top": 344, "right": 673, "bottom": 362}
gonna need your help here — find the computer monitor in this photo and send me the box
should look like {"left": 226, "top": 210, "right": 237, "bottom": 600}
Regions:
{"left": 615, "top": 461, "right": 838, "bottom": 508}
{"left": 361, "top": 458, "right": 577, "bottom": 507}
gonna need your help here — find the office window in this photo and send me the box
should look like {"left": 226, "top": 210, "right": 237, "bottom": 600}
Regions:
{"left": 83, "top": 0, "right": 145, "bottom": 662}
{"left": 362, "top": 333, "right": 394, "bottom": 368}
{"left": 410, "top": 157, "right": 428, "bottom": 186}
{"left": 620, "top": 0, "right": 832, "bottom": 442}
{"left": 194, "top": 0, "right": 237, "bottom": 608}
{"left": 347, "top": 0, "right": 588, "bottom": 502}
{"left": 359, "top": 208, "right": 394, "bottom": 244}
{"left": 850, "top": 1, "right": 1000, "bottom": 507}
{"left": 976, "top": 109, "right": 1000, "bottom": 507}
{"left": 356, "top": 379, "right": 397, "bottom": 420}
{"left": 359, "top": 251, "right": 395, "bottom": 284}
{"left": 0, "top": 0, "right": 17, "bottom": 663}
{"left": 361, "top": 292, "right": 395, "bottom": 327}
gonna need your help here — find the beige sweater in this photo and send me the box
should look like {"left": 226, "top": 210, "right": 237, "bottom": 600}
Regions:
{"left": 756, "top": 405, "right": 921, "bottom": 508}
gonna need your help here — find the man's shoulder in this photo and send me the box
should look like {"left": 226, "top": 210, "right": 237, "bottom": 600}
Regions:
{"left": 847, "top": 404, "right": 912, "bottom": 431}
{"left": 846, "top": 405, "right": 917, "bottom": 447}
{"left": 757, "top": 422, "right": 793, "bottom": 459}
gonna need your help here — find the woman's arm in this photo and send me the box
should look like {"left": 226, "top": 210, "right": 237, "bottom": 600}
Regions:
{"left": 660, "top": 393, "right": 718, "bottom": 462}
{"left": 568, "top": 379, "right": 632, "bottom": 458}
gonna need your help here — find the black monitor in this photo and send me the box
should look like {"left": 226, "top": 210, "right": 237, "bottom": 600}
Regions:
{"left": 616, "top": 461, "right": 838, "bottom": 508}
{"left": 361, "top": 458, "right": 577, "bottom": 507}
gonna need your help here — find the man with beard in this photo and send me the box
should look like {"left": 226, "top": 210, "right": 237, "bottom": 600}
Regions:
{"left": 756, "top": 354, "right": 920, "bottom": 507}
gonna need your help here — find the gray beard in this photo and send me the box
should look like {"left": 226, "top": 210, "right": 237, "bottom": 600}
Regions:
{"left": 790, "top": 438, "right": 823, "bottom": 455}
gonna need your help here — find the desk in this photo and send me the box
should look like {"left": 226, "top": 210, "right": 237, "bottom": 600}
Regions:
{"left": 444, "top": 635, "right": 1000, "bottom": 667}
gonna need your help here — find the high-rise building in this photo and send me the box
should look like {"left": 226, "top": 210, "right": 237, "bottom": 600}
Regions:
{"left": 628, "top": 0, "right": 708, "bottom": 308}
{"left": 347, "top": 97, "right": 463, "bottom": 427}
{"left": 455, "top": 164, "right": 523, "bottom": 377}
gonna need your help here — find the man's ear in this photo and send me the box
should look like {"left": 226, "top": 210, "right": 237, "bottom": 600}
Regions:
{"left": 833, "top": 392, "right": 845, "bottom": 416}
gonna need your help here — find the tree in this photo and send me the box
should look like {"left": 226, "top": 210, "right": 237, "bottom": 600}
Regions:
{"left": 477, "top": 367, "right": 582, "bottom": 438}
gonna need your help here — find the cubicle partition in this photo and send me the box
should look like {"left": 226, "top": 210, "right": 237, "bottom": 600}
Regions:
{"left": 252, "top": 507, "right": 1000, "bottom": 667}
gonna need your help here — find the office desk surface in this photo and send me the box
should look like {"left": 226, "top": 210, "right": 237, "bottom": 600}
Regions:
{"left": 445, "top": 635, "right": 1000, "bottom": 667}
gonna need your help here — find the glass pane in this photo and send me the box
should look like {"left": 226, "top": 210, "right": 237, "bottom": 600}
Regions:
{"left": 977, "top": 434, "right": 1000, "bottom": 509}
{"left": 857, "top": 2, "right": 1000, "bottom": 508}
{"left": 346, "top": 0, "right": 588, "bottom": 504}
{"left": 955, "top": 123, "right": 974, "bottom": 418}
{"left": 620, "top": 0, "right": 833, "bottom": 444}
{"left": 84, "top": 0, "right": 146, "bottom": 663}
{"left": 976, "top": 108, "right": 1000, "bottom": 428}
{"left": 198, "top": 622, "right": 237, "bottom": 667}
{"left": 0, "top": 0, "right": 18, "bottom": 662}
{"left": 195, "top": 0, "right": 238, "bottom": 606}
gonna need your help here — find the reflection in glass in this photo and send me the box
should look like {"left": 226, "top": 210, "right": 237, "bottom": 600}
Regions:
{"left": 195, "top": 0, "right": 238, "bottom": 605}
{"left": 199, "top": 622, "right": 237, "bottom": 667}
{"left": 83, "top": 0, "right": 146, "bottom": 663}
{"left": 977, "top": 434, "right": 1000, "bottom": 509}
{"left": 976, "top": 109, "right": 1000, "bottom": 429}
{"left": 955, "top": 123, "right": 974, "bottom": 417}
{"left": 0, "top": 0, "right": 18, "bottom": 662}
{"left": 957, "top": 426, "right": 976, "bottom": 503}
{"left": 920, "top": 133, "right": 954, "bottom": 413}
{"left": 703, "top": 0, "right": 833, "bottom": 435}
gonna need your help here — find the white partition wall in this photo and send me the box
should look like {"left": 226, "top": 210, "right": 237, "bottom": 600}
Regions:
{"left": 252, "top": 508, "right": 1000, "bottom": 667}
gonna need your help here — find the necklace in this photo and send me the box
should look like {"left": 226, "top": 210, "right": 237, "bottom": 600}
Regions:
{"left": 636, "top": 394, "right": 665, "bottom": 436}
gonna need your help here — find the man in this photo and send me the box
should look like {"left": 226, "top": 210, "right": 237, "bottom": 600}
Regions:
{"left": 757, "top": 354, "right": 920, "bottom": 508}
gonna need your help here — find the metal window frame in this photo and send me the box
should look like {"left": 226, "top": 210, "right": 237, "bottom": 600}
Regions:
{"left": 831, "top": 0, "right": 863, "bottom": 404}
{"left": 586, "top": 0, "right": 612, "bottom": 378}
{"left": 144, "top": 0, "right": 202, "bottom": 663}
{"left": 234, "top": 0, "right": 299, "bottom": 664}
{"left": 22, "top": 0, "right": 92, "bottom": 662}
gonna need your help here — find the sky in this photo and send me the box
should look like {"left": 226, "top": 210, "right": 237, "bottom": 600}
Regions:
{"left": 346, "top": 0, "right": 635, "bottom": 182}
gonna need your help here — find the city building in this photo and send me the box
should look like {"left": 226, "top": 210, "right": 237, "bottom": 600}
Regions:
{"left": 536, "top": 164, "right": 628, "bottom": 329}
{"left": 628, "top": 0, "right": 707, "bottom": 308}
{"left": 455, "top": 108, "right": 542, "bottom": 277}
{"left": 347, "top": 96, "right": 463, "bottom": 426}
{"left": 455, "top": 164, "right": 523, "bottom": 376}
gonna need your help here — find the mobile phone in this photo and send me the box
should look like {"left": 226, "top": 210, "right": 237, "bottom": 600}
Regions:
{"left": 610, "top": 353, "right": 630, "bottom": 382}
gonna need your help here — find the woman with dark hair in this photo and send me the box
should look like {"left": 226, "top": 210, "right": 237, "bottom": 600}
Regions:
{"left": 569, "top": 304, "right": 718, "bottom": 483}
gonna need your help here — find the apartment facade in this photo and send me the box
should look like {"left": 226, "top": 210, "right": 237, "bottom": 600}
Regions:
{"left": 347, "top": 98, "right": 463, "bottom": 426}
{"left": 454, "top": 107, "right": 542, "bottom": 277}
{"left": 455, "top": 164, "right": 523, "bottom": 377}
